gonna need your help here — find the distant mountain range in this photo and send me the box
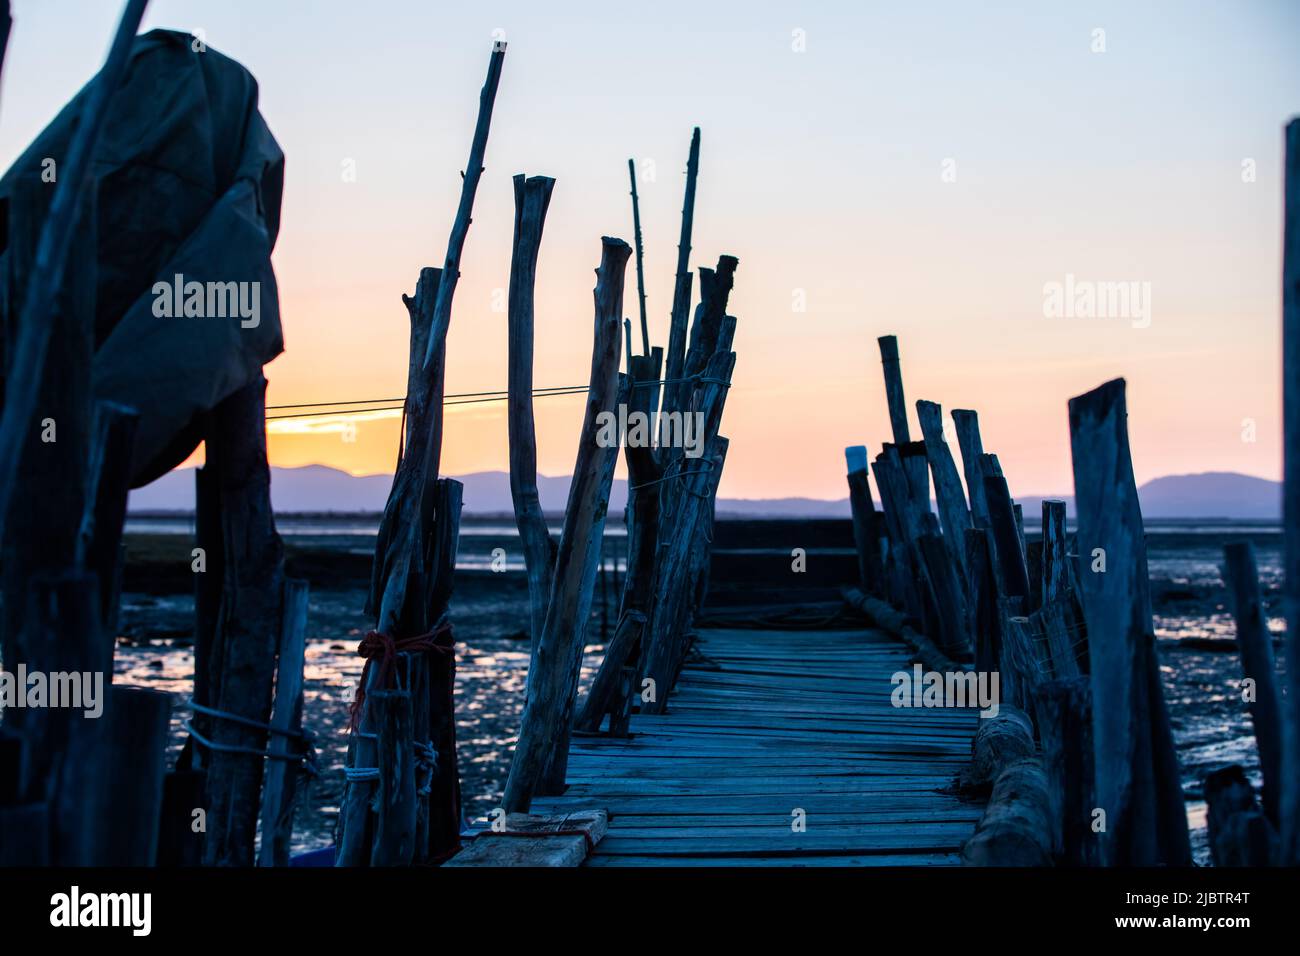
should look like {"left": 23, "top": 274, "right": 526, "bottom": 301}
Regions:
{"left": 126, "top": 465, "right": 1281, "bottom": 521}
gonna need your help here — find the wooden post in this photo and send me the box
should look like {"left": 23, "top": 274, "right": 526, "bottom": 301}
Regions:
{"left": 507, "top": 174, "right": 559, "bottom": 651}
{"left": 1069, "top": 378, "right": 1190, "bottom": 865}
{"left": 916, "top": 400, "right": 970, "bottom": 580}
{"left": 917, "top": 532, "right": 972, "bottom": 659}
{"left": 201, "top": 376, "right": 285, "bottom": 867}
{"left": 370, "top": 687, "right": 417, "bottom": 866}
{"left": 17, "top": 572, "right": 111, "bottom": 865}
{"left": 951, "top": 409, "right": 991, "bottom": 530}
{"left": 877, "top": 336, "right": 928, "bottom": 506}
{"left": 965, "top": 527, "right": 1000, "bottom": 676}
{"left": 257, "top": 577, "right": 310, "bottom": 866}
{"left": 1222, "top": 541, "right": 1283, "bottom": 824}
{"left": 421, "top": 41, "right": 507, "bottom": 371}
{"left": 1205, "top": 765, "right": 1277, "bottom": 866}
{"left": 503, "top": 238, "right": 630, "bottom": 812}
{"left": 1, "top": 185, "right": 94, "bottom": 731}
{"left": 99, "top": 686, "right": 172, "bottom": 865}
{"left": 845, "top": 446, "right": 885, "bottom": 595}
{"left": 639, "top": 435, "right": 730, "bottom": 713}
{"left": 980, "top": 454, "right": 1030, "bottom": 600}
{"left": 78, "top": 400, "right": 139, "bottom": 633}
{"left": 628, "top": 158, "right": 650, "bottom": 355}
{"left": 1041, "top": 499, "right": 1067, "bottom": 611}
{"left": 663, "top": 128, "right": 700, "bottom": 405}
{"left": 1033, "top": 677, "right": 1096, "bottom": 866}
{"left": 1280, "top": 116, "right": 1300, "bottom": 864}
{"left": 575, "top": 611, "right": 646, "bottom": 732}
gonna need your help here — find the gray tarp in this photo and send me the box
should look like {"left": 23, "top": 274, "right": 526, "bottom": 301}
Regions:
{"left": 0, "top": 29, "right": 284, "bottom": 486}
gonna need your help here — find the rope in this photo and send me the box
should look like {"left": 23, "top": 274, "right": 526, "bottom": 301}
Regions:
{"left": 183, "top": 721, "right": 320, "bottom": 776}
{"left": 348, "top": 621, "right": 455, "bottom": 730}
{"left": 264, "top": 374, "right": 731, "bottom": 422}
{"left": 188, "top": 699, "right": 312, "bottom": 740}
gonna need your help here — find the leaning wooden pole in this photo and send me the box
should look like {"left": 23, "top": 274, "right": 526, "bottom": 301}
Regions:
{"left": 503, "top": 237, "right": 631, "bottom": 813}
{"left": 663, "top": 128, "right": 701, "bottom": 401}
{"left": 1069, "top": 378, "right": 1190, "bottom": 865}
{"left": 877, "top": 336, "right": 928, "bottom": 507}
{"left": 507, "top": 174, "right": 558, "bottom": 653}
{"left": 1222, "top": 542, "right": 1283, "bottom": 825}
{"left": 421, "top": 41, "right": 507, "bottom": 372}
{"left": 628, "top": 158, "right": 650, "bottom": 355}
{"left": 1281, "top": 115, "right": 1300, "bottom": 864}
{"left": 0, "top": 0, "right": 148, "bottom": 540}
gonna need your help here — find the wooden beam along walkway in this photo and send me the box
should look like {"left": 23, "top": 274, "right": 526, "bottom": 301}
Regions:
{"left": 531, "top": 625, "right": 984, "bottom": 866}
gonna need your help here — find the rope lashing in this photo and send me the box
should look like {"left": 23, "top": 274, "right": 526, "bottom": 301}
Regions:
{"left": 348, "top": 620, "right": 455, "bottom": 730}
{"left": 183, "top": 699, "right": 319, "bottom": 776}
{"left": 344, "top": 740, "right": 436, "bottom": 788}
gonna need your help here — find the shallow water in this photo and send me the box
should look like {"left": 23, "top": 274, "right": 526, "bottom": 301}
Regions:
{"left": 105, "top": 520, "right": 1284, "bottom": 862}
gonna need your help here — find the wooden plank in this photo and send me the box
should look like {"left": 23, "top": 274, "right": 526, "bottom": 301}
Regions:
{"left": 446, "top": 811, "right": 607, "bottom": 867}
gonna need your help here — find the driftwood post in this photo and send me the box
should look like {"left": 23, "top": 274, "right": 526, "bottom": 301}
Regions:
{"left": 1033, "top": 677, "right": 1096, "bottom": 865}
{"left": 1041, "top": 499, "right": 1067, "bottom": 610}
{"left": 1069, "top": 378, "right": 1190, "bottom": 865}
{"left": 980, "top": 454, "right": 1029, "bottom": 600}
{"left": 877, "top": 336, "right": 927, "bottom": 506}
{"left": 951, "top": 409, "right": 991, "bottom": 530}
{"left": 1280, "top": 116, "right": 1300, "bottom": 864}
{"left": 845, "top": 446, "right": 885, "bottom": 595}
{"left": 503, "top": 238, "right": 631, "bottom": 812}
{"left": 507, "top": 174, "right": 558, "bottom": 650}
{"left": 201, "top": 377, "right": 286, "bottom": 867}
{"left": 916, "top": 400, "right": 970, "bottom": 581}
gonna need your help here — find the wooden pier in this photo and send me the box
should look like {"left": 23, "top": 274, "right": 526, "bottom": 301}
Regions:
{"left": 527, "top": 623, "right": 983, "bottom": 866}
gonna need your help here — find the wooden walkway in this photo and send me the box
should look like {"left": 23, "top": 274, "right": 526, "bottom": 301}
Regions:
{"left": 531, "top": 626, "right": 984, "bottom": 865}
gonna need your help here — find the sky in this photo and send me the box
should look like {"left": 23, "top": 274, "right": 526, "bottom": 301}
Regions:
{"left": 2, "top": 0, "right": 1298, "bottom": 501}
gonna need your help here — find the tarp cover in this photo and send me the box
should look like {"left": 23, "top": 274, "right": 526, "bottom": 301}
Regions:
{"left": 0, "top": 29, "right": 284, "bottom": 486}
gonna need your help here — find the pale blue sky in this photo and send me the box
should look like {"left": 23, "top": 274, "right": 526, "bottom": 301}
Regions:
{"left": 2, "top": 1, "right": 1297, "bottom": 497}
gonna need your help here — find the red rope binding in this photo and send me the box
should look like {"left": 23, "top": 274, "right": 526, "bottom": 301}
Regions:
{"left": 349, "top": 620, "right": 454, "bottom": 730}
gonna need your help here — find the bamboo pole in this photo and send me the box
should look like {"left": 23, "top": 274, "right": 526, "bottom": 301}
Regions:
{"left": 507, "top": 174, "right": 558, "bottom": 652}
{"left": 421, "top": 42, "right": 506, "bottom": 371}
{"left": 628, "top": 158, "right": 650, "bottom": 355}
{"left": 1281, "top": 116, "right": 1300, "bottom": 864}
{"left": 503, "top": 238, "right": 631, "bottom": 812}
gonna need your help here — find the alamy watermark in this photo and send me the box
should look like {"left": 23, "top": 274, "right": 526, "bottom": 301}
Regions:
{"left": 596, "top": 405, "right": 705, "bottom": 458}
{"left": 1042, "top": 273, "right": 1151, "bottom": 329}
{"left": 0, "top": 665, "right": 104, "bottom": 718}
{"left": 152, "top": 273, "right": 261, "bottom": 328}
{"left": 890, "top": 664, "right": 1000, "bottom": 718}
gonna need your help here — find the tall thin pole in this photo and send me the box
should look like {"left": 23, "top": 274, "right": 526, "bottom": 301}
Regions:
{"left": 628, "top": 158, "right": 650, "bottom": 355}
{"left": 1281, "top": 116, "right": 1300, "bottom": 863}
{"left": 663, "top": 128, "right": 700, "bottom": 398}
{"left": 421, "top": 42, "right": 507, "bottom": 371}
{"left": 0, "top": 0, "right": 149, "bottom": 546}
